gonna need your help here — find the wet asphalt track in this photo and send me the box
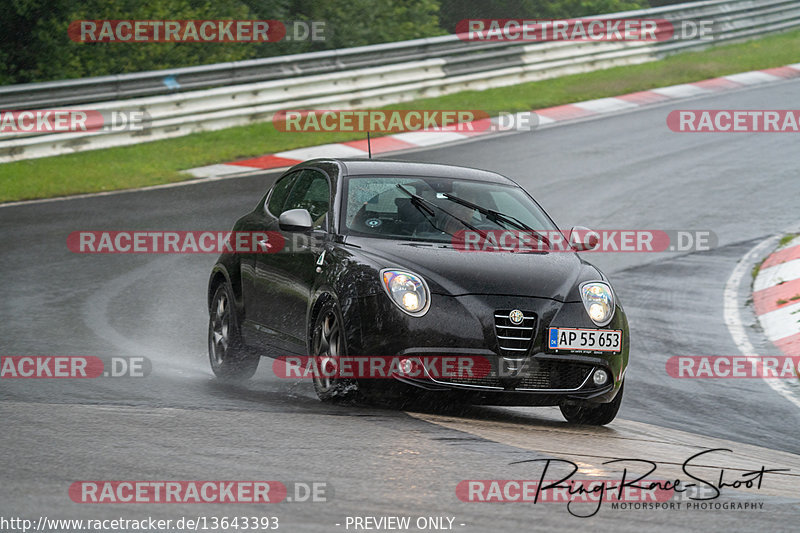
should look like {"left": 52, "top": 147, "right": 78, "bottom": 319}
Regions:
{"left": 1, "top": 78, "right": 800, "bottom": 531}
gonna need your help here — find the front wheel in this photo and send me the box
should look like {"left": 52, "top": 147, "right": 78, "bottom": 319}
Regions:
{"left": 208, "top": 283, "right": 259, "bottom": 381}
{"left": 311, "top": 299, "right": 358, "bottom": 402}
{"left": 560, "top": 381, "right": 624, "bottom": 425}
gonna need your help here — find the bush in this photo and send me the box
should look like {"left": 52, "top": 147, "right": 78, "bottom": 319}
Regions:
{"left": 1, "top": 0, "right": 654, "bottom": 85}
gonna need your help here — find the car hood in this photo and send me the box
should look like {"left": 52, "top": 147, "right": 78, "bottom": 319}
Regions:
{"left": 345, "top": 236, "right": 597, "bottom": 301}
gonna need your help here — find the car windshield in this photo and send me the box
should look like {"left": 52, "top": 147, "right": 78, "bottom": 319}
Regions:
{"left": 341, "top": 175, "right": 557, "bottom": 243}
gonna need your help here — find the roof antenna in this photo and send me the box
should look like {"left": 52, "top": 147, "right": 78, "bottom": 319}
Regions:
{"left": 367, "top": 131, "right": 372, "bottom": 159}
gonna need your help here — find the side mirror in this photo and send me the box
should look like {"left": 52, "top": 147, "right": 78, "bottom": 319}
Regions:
{"left": 279, "top": 208, "right": 313, "bottom": 232}
{"left": 569, "top": 226, "right": 599, "bottom": 251}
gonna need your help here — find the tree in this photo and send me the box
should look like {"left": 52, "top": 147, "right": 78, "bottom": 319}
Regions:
{"left": 437, "top": 0, "right": 647, "bottom": 33}
{"left": 286, "top": 0, "right": 443, "bottom": 51}
{"left": 1, "top": 0, "right": 267, "bottom": 83}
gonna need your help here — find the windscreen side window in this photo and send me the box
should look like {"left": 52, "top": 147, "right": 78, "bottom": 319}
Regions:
{"left": 266, "top": 172, "right": 300, "bottom": 217}
{"left": 281, "top": 169, "right": 331, "bottom": 229}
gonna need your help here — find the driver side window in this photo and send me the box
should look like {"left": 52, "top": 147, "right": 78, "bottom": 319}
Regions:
{"left": 266, "top": 172, "right": 298, "bottom": 217}
{"left": 282, "top": 169, "right": 330, "bottom": 229}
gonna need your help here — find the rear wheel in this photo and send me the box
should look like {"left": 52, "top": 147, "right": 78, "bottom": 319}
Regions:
{"left": 560, "top": 382, "right": 624, "bottom": 425}
{"left": 208, "top": 283, "right": 259, "bottom": 381}
{"left": 311, "top": 299, "right": 358, "bottom": 402}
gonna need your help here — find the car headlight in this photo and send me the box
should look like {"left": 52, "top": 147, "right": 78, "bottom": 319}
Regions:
{"left": 380, "top": 269, "right": 430, "bottom": 317}
{"left": 580, "top": 281, "right": 615, "bottom": 326}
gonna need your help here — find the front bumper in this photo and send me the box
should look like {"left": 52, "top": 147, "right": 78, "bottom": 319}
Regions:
{"left": 349, "top": 292, "right": 629, "bottom": 405}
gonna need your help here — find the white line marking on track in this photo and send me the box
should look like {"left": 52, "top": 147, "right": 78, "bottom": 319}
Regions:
{"left": 754, "top": 258, "right": 800, "bottom": 292}
{"left": 391, "top": 130, "right": 467, "bottom": 146}
{"left": 185, "top": 163, "right": 262, "bottom": 178}
{"left": 759, "top": 301, "right": 800, "bottom": 341}
{"left": 276, "top": 143, "right": 367, "bottom": 160}
{"left": 572, "top": 97, "right": 638, "bottom": 113}
{"left": 724, "top": 71, "right": 782, "bottom": 85}
{"left": 723, "top": 236, "right": 800, "bottom": 409}
{"left": 651, "top": 83, "right": 712, "bottom": 98}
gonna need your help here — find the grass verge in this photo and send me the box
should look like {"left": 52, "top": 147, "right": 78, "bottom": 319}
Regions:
{"left": 778, "top": 233, "right": 800, "bottom": 247}
{"left": 2, "top": 29, "right": 800, "bottom": 203}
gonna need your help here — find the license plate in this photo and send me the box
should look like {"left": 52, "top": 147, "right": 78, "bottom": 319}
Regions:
{"left": 548, "top": 328, "right": 622, "bottom": 353}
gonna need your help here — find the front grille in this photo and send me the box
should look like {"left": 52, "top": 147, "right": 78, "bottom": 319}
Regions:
{"left": 439, "top": 375, "right": 504, "bottom": 388}
{"left": 436, "top": 360, "right": 595, "bottom": 391}
{"left": 494, "top": 310, "right": 536, "bottom": 355}
{"left": 515, "top": 361, "right": 594, "bottom": 390}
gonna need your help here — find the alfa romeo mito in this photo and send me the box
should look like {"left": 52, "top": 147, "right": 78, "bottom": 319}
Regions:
{"left": 207, "top": 158, "right": 629, "bottom": 424}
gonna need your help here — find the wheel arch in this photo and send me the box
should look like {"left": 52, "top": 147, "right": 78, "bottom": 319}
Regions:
{"left": 208, "top": 264, "right": 243, "bottom": 314}
{"left": 307, "top": 290, "right": 336, "bottom": 353}
{"left": 307, "top": 286, "right": 363, "bottom": 356}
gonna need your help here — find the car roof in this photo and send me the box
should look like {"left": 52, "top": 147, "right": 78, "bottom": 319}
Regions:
{"left": 300, "top": 158, "right": 516, "bottom": 185}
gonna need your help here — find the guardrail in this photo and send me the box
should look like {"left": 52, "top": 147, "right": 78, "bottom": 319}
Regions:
{"left": 1, "top": 0, "right": 799, "bottom": 162}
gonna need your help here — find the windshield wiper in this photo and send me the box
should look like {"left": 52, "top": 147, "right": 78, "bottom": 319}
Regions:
{"left": 441, "top": 193, "right": 550, "bottom": 247}
{"left": 396, "top": 185, "right": 481, "bottom": 234}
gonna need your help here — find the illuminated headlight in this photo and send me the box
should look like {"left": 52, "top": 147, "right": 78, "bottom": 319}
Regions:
{"left": 381, "top": 269, "right": 430, "bottom": 317}
{"left": 580, "top": 282, "right": 615, "bottom": 326}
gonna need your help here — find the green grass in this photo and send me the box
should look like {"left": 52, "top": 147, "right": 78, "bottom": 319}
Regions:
{"left": 3, "top": 29, "right": 800, "bottom": 203}
{"left": 752, "top": 258, "right": 766, "bottom": 281}
{"left": 778, "top": 233, "right": 800, "bottom": 247}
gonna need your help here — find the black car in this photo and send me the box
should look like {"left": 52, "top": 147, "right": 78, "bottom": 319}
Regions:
{"left": 207, "top": 158, "right": 629, "bottom": 424}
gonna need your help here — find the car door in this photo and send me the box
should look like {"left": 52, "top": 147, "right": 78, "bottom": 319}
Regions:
{"left": 251, "top": 168, "right": 331, "bottom": 354}
{"left": 240, "top": 170, "right": 299, "bottom": 352}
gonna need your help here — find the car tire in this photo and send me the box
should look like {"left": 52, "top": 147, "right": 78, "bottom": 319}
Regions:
{"left": 559, "top": 381, "right": 624, "bottom": 425}
{"left": 208, "top": 283, "right": 260, "bottom": 381}
{"left": 311, "top": 299, "right": 358, "bottom": 402}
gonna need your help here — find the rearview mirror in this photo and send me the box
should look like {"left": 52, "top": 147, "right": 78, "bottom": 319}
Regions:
{"left": 569, "top": 226, "right": 599, "bottom": 251}
{"left": 279, "top": 208, "right": 313, "bottom": 232}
